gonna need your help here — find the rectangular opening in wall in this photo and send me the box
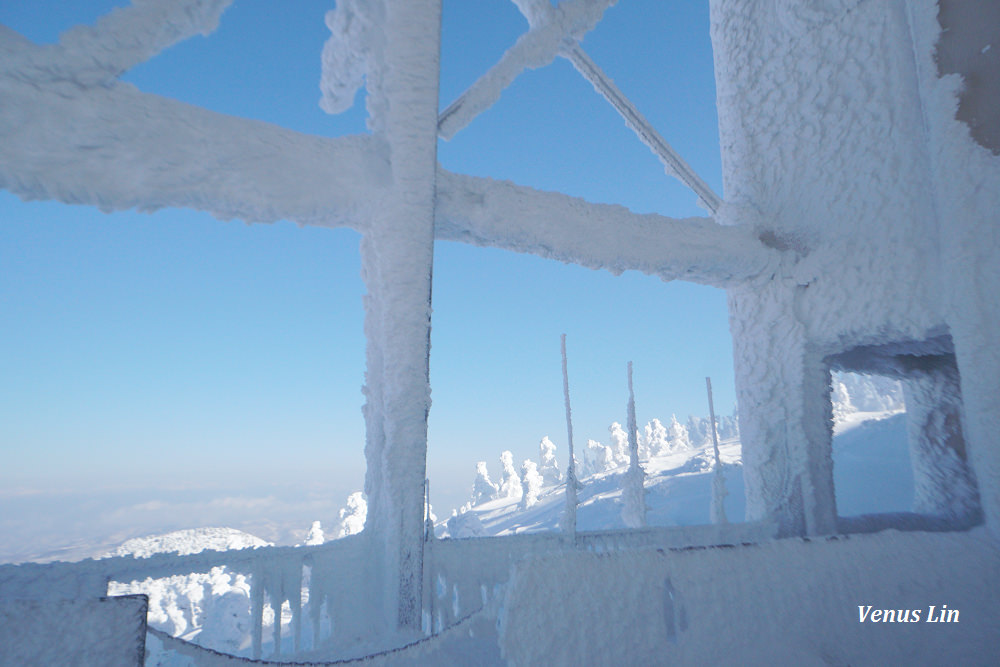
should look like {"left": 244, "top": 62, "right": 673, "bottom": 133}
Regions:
{"left": 828, "top": 335, "right": 983, "bottom": 533}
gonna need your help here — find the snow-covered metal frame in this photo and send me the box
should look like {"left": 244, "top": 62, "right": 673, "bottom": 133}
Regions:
{"left": 0, "top": 0, "right": 773, "bottom": 641}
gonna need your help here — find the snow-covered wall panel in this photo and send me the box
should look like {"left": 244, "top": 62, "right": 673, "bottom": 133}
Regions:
{"left": 906, "top": 0, "right": 1000, "bottom": 534}
{"left": 0, "top": 595, "right": 147, "bottom": 666}
{"left": 712, "top": 0, "right": 944, "bottom": 347}
{"left": 709, "top": 0, "right": 1000, "bottom": 534}
{"left": 500, "top": 530, "right": 1000, "bottom": 665}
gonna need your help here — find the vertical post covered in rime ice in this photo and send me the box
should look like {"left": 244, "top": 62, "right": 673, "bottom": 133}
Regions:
{"left": 622, "top": 361, "right": 647, "bottom": 528}
{"left": 359, "top": 0, "right": 442, "bottom": 636}
{"left": 707, "top": 377, "right": 729, "bottom": 525}
{"left": 727, "top": 286, "right": 838, "bottom": 537}
{"left": 561, "top": 334, "right": 578, "bottom": 539}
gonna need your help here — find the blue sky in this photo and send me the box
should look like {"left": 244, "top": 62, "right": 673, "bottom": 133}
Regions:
{"left": 0, "top": 0, "right": 733, "bottom": 532}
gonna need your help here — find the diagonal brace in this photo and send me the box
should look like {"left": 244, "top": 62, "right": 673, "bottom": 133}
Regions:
{"left": 437, "top": 0, "right": 616, "bottom": 140}
{"left": 560, "top": 42, "right": 722, "bottom": 212}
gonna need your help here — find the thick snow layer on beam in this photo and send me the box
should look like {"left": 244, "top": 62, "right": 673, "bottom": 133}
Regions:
{"left": 0, "top": 28, "right": 387, "bottom": 229}
{"left": 434, "top": 170, "right": 776, "bottom": 287}
{"left": 16, "top": 0, "right": 233, "bottom": 87}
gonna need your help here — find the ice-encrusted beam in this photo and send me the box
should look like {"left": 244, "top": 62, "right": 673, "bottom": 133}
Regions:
{"left": 434, "top": 170, "right": 777, "bottom": 288}
{"left": 437, "top": 0, "right": 616, "bottom": 140}
{"left": 2, "top": 0, "right": 233, "bottom": 87}
{"left": 560, "top": 43, "right": 722, "bottom": 213}
{"left": 0, "top": 27, "right": 388, "bottom": 230}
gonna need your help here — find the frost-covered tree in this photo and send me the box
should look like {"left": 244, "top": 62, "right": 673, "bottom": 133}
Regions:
{"left": 498, "top": 450, "right": 522, "bottom": 500}
{"left": 446, "top": 510, "right": 487, "bottom": 538}
{"left": 833, "top": 371, "right": 905, "bottom": 413}
{"left": 470, "top": 461, "right": 499, "bottom": 506}
{"left": 622, "top": 362, "right": 647, "bottom": 528}
{"left": 304, "top": 520, "right": 324, "bottom": 546}
{"left": 717, "top": 414, "right": 740, "bottom": 441}
{"left": 337, "top": 492, "right": 367, "bottom": 538}
{"left": 519, "top": 459, "right": 543, "bottom": 509}
{"left": 686, "top": 415, "right": 710, "bottom": 447}
{"left": 644, "top": 418, "right": 669, "bottom": 457}
{"left": 667, "top": 415, "right": 691, "bottom": 451}
{"left": 538, "top": 436, "right": 563, "bottom": 485}
{"left": 608, "top": 422, "right": 630, "bottom": 465}
{"left": 831, "top": 379, "right": 854, "bottom": 422}
{"left": 584, "top": 439, "right": 616, "bottom": 475}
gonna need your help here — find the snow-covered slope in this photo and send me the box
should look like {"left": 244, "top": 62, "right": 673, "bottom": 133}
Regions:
{"left": 446, "top": 400, "right": 908, "bottom": 539}
{"left": 444, "top": 437, "right": 746, "bottom": 538}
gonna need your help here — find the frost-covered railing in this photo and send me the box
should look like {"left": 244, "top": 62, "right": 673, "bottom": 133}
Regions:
{"left": 425, "top": 519, "right": 777, "bottom": 631}
{"left": 0, "top": 520, "right": 775, "bottom": 662}
{"left": 0, "top": 535, "right": 369, "bottom": 661}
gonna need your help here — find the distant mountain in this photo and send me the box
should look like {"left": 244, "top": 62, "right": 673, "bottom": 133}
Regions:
{"left": 105, "top": 526, "right": 271, "bottom": 559}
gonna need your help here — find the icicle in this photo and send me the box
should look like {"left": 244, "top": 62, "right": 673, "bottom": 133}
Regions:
{"left": 250, "top": 564, "right": 264, "bottom": 660}
{"left": 622, "top": 361, "right": 647, "bottom": 528}
{"left": 706, "top": 377, "right": 729, "bottom": 525}
{"left": 560, "top": 334, "right": 579, "bottom": 540}
{"left": 290, "top": 561, "right": 303, "bottom": 654}
{"left": 271, "top": 573, "right": 283, "bottom": 657}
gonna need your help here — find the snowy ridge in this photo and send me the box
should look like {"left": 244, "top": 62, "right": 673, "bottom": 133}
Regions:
{"left": 106, "top": 527, "right": 272, "bottom": 559}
